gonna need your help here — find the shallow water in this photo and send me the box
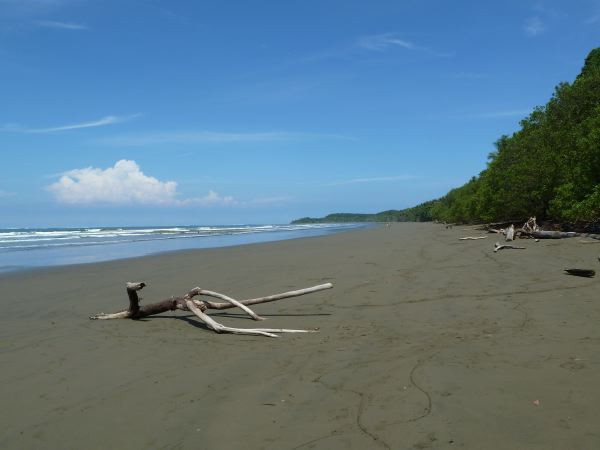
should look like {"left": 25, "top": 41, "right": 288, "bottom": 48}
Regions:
{"left": 0, "top": 223, "right": 365, "bottom": 272}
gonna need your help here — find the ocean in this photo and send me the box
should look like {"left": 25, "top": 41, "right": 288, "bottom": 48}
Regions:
{"left": 0, "top": 223, "right": 364, "bottom": 273}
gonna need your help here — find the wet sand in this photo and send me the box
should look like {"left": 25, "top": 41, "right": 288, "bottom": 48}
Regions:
{"left": 1, "top": 222, "right": 599, "bottom": 449}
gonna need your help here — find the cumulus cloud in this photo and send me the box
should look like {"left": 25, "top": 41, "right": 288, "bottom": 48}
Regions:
{"left": 47, "top": 160, "right": 177, "bottom": 205}
{"left": 46, "top": 160, "right": 234, "bottom": 206}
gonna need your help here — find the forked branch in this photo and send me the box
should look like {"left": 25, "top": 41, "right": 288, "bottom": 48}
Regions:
{"left": 91, "top": 282, "right": 333, "bottom": 338}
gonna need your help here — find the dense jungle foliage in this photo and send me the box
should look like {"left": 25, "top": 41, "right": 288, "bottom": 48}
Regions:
{"left": 429, "top": 48, "right": 600, "bottom": 223}
{"left": 294, "top": 48, "right": 600, "bottom": 225}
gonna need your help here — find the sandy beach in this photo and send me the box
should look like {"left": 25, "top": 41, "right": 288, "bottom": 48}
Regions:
{"left": 1, "top": 222, "right": 599, "bottom": 450}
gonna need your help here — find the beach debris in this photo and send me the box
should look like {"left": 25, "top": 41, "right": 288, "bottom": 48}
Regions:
{"left": 522, "top": 216, "right": 540, "bottom": 233}
{"left": 90, "top": 282, "right": 333, "bottom": 337}
{"left": 459, "top": 236, "right": 487, "bottom": 240}
{"left": 533, "top": 399, "right": 540, "bottom": 406}
{"left": 564, "top": 269, "right": 596, "bottom": 278}
{"left": 486, "top": 217, "right": 600, "bottom": 241}
{"left": 519, "top": 217, "right": 600, "bottom": 240}
{"left": 505, "top": 224, "right": 515, "bottom": 241}
{"left": 526, "top": 230, "right": 580, "bottom": 239}
{"left": 494, "top": 242, "right": 526, "bottom": 252}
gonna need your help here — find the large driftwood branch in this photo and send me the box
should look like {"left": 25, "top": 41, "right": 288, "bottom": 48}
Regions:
{"left": 90, "top": 282, "right": 333, "bottom": 337}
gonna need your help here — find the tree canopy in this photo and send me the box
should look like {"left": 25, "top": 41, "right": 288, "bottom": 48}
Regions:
{"left": 429, "top": 47, "right": 600, "bottom": 224}
{"left": 292, "top": 48, "right": 600, "bottom": 225}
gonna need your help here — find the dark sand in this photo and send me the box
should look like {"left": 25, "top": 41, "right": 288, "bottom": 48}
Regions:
{"left": 1, "top": 223, "right": 599, "bottom": 449}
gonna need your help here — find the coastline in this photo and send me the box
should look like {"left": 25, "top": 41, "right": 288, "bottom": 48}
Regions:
{"left": 1, "top": 222, "right": 599, "bottom": 449}
{"left": 0, "top": 223, "right": 365, "bottom": 274}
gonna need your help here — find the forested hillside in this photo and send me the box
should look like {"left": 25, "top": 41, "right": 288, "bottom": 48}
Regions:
{"left": 293, "top": 49, "right": 600, "bottom": 225}
{"left": 429, "top": 48, "right": 600, "bottom": 223}
{"left": 292, "top": 200, "right": 437, "bottom": 224}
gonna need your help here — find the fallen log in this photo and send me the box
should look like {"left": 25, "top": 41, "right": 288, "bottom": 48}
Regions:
{"left": 91, "top": 282, "right": 333, "bottom": 338}
{"left": 459, "top": 236, "right": 487, "bottom": 240}
{"left": 528, "top": 230, "right": 579, "bottom": 239}
{"left": 520, "top": 230, "right": 600, "bottom": 240}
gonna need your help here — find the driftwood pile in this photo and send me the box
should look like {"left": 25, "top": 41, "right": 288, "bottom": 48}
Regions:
{"left": 488, "top": 216, "right": 600, "bottom": 241}
{"left": 460, "top": 217, "right": 599, "bottom": 274}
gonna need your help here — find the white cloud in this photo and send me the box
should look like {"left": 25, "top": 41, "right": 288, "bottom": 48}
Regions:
{"left": 178, "top": 190, "right": 236, "bottom": 207}
{"left": 28, "top": 114, "right": 139, "bottom": 133}
{"left": 357, "top": 32, "right": 452, "bottom": 57}
{"left": 358, "top": 33, "right": 415, "bottom": 51}
{"left": 34, "top": 20, "right": 88, "bottom": 30}
{"left": 97, "top": 130, "right": 355, "bottom": 146}
{"left": 325, "top": 175, "right": 417, "bottom": 186}
{"left": 47, "top": 160, "right": 178, "bottom": 205}
{"left": 524, "top": 16, "right": 545, "bottom": 36}
{"left": 46, "top": 160, "right": 235, "bottom": 207}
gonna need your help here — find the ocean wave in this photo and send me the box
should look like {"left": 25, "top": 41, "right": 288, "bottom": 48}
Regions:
{"left": 0, "top": 223, "right": 358, "bottom": 253}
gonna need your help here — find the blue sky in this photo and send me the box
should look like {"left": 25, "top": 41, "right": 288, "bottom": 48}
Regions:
{"left": 1, "top": 0, "right": 600, "bottom": 227}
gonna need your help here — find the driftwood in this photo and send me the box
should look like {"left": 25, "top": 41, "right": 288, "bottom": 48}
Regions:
{"left": 518, "top": 230, "right": 600, "bottom": 240}
{"left": 522, "top": 216, "right": 540, "bottom": 233}
{"left": 494, "top": 242, "right": 525, "bottom": 252}
{"left": 90, "top": 282, "right": 333, "bottom": 338}
{"left": 459, "top": 236, "right": 487, "bottom": 240}
{"left": 528, "top": 230, "right": 579, "bottom": 239}
{"left": 505, "top": 224, "right": 515, "bottom": 241}
{"left": 564, "top": 268, "right": 595, "bottom": 278}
